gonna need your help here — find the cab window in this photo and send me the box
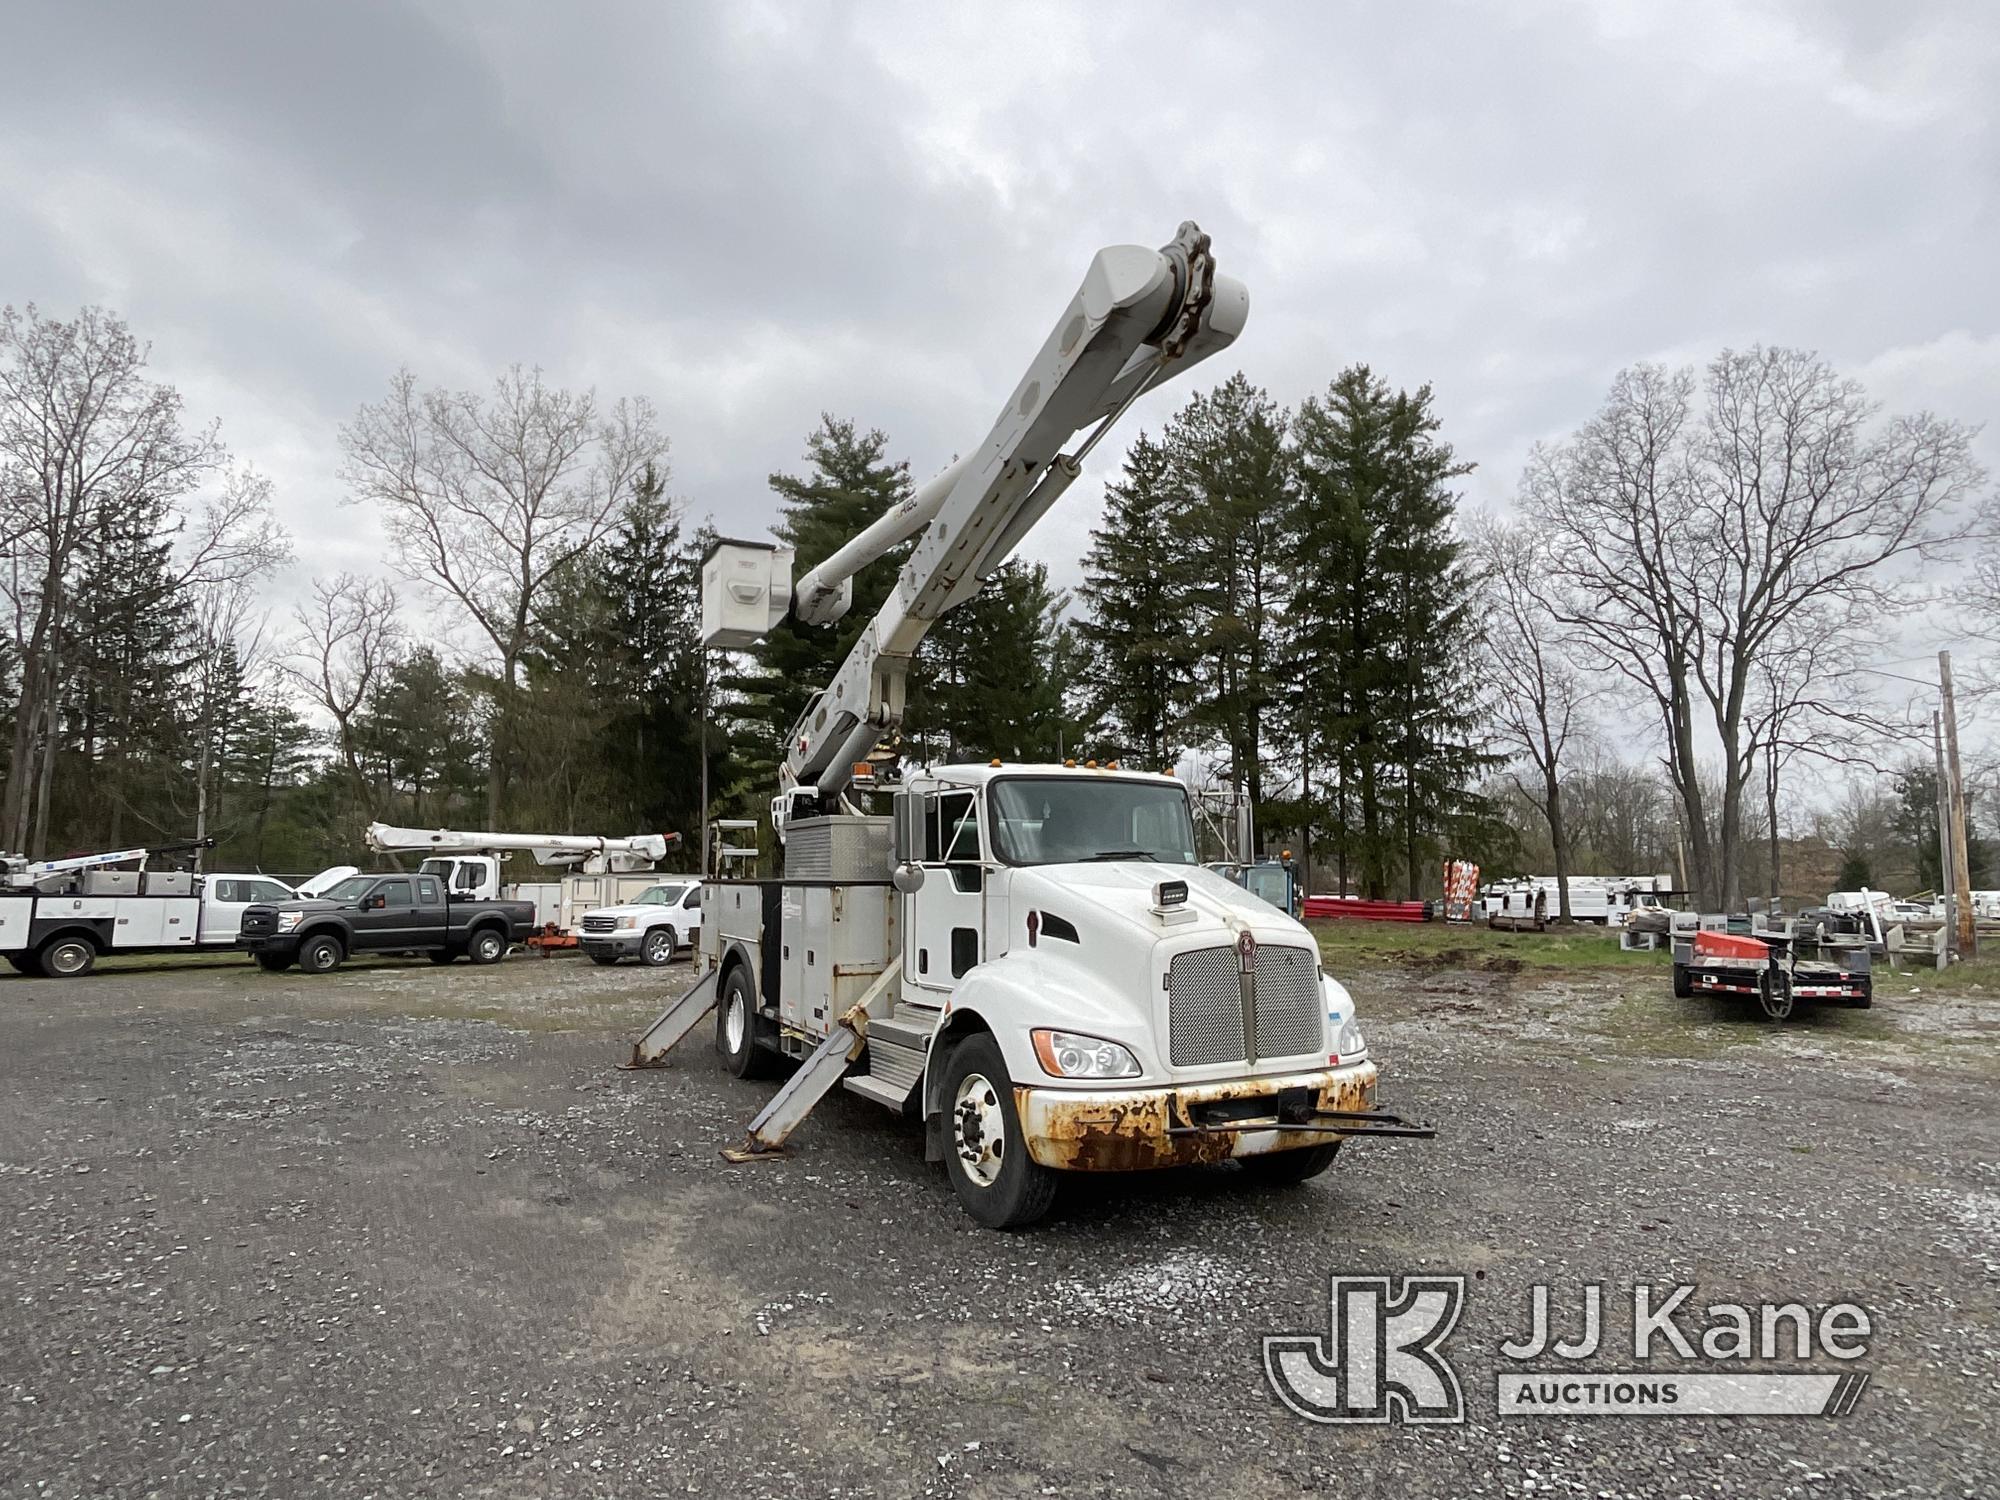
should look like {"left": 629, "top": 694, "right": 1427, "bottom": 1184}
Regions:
{"left": 450, "top": 862, "right": 482, "bottom": 892}
{"left": 416, "top": 877, "right": 442, "bottom": 904}
{"left": 683, "top": 887, "right": 702, "bottom": 909}
{"left": 376, "top": 878, "right": 413, "bottom": 906}
{"left": 925, "top": 792, "right": 981, "bottom": 863}
{"left": 213, "top": 879, "right": 242, "bottom": 902}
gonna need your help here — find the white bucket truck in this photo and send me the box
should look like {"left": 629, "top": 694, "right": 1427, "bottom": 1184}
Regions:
{"left": 628, "top": 223, "right": 1430, "bottom": 1227}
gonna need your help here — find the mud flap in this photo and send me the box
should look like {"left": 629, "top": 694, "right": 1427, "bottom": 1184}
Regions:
{"left": 623, "top": 967, "right": 721, "bottom": 1068}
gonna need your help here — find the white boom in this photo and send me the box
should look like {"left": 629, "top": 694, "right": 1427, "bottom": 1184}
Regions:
{"left": 2, "top": 838, "right": 214, "bottom": 889}
{"left": 722, "top": 221, "right": 1247, "bottom": 809}
{"left": 365, "top": 823, "right": 673, "bottom": 872}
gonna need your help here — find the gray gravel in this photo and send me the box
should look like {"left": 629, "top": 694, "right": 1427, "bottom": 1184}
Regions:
{"left": 1, "top": 948, "right": 1995, "bottom": 1498}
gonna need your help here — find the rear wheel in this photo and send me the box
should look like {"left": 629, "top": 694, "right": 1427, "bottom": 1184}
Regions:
{"left": 940, "top": 1034, "right": 1057, "bottom": 1230}
{"left": 466, "top": 927, "right": 506, "bottom": 965}
{"left": 39, "top": 935, "right": 97, "bottom": 979}
{"left": 1672, "top": 963, "right": 1693, "bottom": 999}
{"left": 715, "top": 965, "right": 773, "bottom": 1079}
{"left": 298, "top": 934, "right": 344, "bottom": 974}
{"left": 1238, "top": 1142, "right": 1342, "bottom": 1186}
{"left": 255, "top": 952, "right": 293, "bottom": 972}
{"left": 642, "top": 927, "right": 676, "bottom": 967}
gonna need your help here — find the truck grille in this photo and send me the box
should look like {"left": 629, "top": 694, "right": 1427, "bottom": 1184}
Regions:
{"left": 1167, "top": 943, "right": 1323, "bottom": 1067}
{"left": 580, "top": 915, "right": 619, "bottom": 934}
{"left": 240, "top": 907, "right": 277, "bottom": 936}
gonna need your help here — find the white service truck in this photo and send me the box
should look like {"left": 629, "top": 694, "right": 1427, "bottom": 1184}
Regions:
{"left": 364, "top": 823, "right": 680, "bottom": 944}
{"left": 578, "top": 879, "right": 704, "bottom": 967}
{"left": 628, "top": 221, "right": 1431, "bottom": 1228}
{"left": 1, "top": 840, "right": 297, "bottom": 978}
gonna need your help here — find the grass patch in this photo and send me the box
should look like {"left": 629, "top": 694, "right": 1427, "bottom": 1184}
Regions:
{"left": 1308, "top": 918, "right": 1669, "bottom": 974}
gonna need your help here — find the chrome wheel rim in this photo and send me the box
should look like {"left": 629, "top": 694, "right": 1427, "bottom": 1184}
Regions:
{"left": 646, "top": 931, "right": 670, "bottom": 962}
{"left": 477, "top": 934, "right": 500, "bottom": 961}
{"left": 724, "top": 991, "right": 747, "bottom": 1053}
{"left": 953, "top": 1071, "right": 1005, "bottom": 1187}
{"left": 49, "top": 942, "right": 89, "bottom": 975}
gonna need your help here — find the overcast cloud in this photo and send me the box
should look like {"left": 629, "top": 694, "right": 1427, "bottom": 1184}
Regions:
{"left": 4, "top": 0, "right": 1996, "bottom": 667}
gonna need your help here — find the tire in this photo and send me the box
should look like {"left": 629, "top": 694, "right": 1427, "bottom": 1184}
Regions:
{"left": 426, "top": 950, "right": 458, "bottom": 966}
{"left": 641, "top": 927, "right": 677, "bottom": 967}
{"left": 587, "top": 952, "right": 621, "bottom": 967}
{"left": 297, "top": 934, "right": 344, "bottom": 974}
{"left": 255, "top": 952, "right": 293, "bottom": 972}
{"left": 1238, "top": 1142, "right": 1342, "bottom": 1186}
{"left": 466, "top": 927, "right": 506, "bottom": 965}
{"left": 714, "top": 964, "right": 774, "bottom": 1079}
{"left": 939, "top": 1033, "right": 1058, "bottom": 1230}
{"left": 1672, "top": 963, "right": 1693, "bottom": 999}
{"left": 39, "top": 935, "right": 97, "bottom": 979}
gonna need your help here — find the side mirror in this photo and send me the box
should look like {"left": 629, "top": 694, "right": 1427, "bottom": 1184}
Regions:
{"left": 892, "top": 792, "right": 926, "bottom": 865}
{"left": 368, "top": 894, "right": 386, "bottom": 910}
{"left": 892, "top": 863, "right": 927, "bottom": 895}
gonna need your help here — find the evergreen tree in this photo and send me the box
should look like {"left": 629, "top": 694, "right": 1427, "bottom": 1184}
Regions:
{"left": 1167, "top": 375, "right": 1294, "bottom": 825}
{"left": 906, "top": 561, "right": 1072, "bottom": 763}
{"left": 1077, "top": 433, "right": 1195, "bottom": 766}
{"left": 729, "top": 417, "right": 912, "bottom": 780}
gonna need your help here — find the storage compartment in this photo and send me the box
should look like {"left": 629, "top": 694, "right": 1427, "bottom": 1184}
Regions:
{"left": 142, "top": 871, "right": 194, "bottom": 896}
{"left": 83, "top": 871, "right": 140, "bottom": 896}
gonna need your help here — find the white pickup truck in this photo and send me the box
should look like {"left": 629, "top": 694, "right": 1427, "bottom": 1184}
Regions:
{"left": 578, "top": 879, "right": 704, "bottom": 967}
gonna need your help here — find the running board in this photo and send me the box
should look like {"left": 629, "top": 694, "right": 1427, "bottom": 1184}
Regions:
{"left": 721, "top": 959, "right": 901, "bottom": 1162}
{"left": 622, "top": 966, "right": 722, "bottom": 1069}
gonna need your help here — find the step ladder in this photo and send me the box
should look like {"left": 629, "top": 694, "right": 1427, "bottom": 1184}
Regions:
{"left": 720, "top": 959, "right": 903, "bottom": 1162}
{"left": 841, "top": 999, "right": 941, "bottom": 1110}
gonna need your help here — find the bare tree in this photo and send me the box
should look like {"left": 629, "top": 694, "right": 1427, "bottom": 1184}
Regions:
{"left": 1466, "top": 512, "right": 1598, "bottom": 918}
{"left": 0, "top": 304, "right": 251, "bottom": 855}
{"left": 279, "top": 573, "right": 404, "bottom": 811}
{"left": 338, "top": 367, "right": 665, "bottom": 822}
{"left": 1527, "top": 347, "right": 1985, "bottom": 910}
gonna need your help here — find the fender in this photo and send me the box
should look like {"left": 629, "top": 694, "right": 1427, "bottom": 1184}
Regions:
{"left": 293, "top": 917, "right": 354, "bottom": 949}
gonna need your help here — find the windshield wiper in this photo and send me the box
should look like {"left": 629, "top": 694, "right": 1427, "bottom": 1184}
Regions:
{"left": 1079, "top": 850, "right": 1158, "bottom": 862}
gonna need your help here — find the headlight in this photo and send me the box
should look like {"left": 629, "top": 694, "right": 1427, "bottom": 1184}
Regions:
{"left": 1031, "top": 1029, "right": 1141, "bottom": 1080}
{"left": 615, "top": 916, "right": 638, "bottom": 930}
{"left": 276, "top": 912, "right": 303, "bottom": 933}
{"left": 1337, "top": 1017, "right": 1367, "bottom": 1059}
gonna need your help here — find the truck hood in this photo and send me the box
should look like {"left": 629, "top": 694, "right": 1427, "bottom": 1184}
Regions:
{"left": 582, "top": 902, "right": 681, "bottom": 921}
{"left": 251, "top": 897, "right": 349, "bottom": 915}
{"left": 1013, "top": 860, "right": 1296, "bottom": 936}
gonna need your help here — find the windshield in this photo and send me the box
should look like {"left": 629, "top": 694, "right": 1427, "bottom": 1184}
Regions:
{"left": 637, "top": 884, "right": 688, "bottom": 906}
{"left": 989, "top": 777, "right": 1197, "bottom": 867}
{"left": 318, "top": 876, "right": 377, "bottom": 902}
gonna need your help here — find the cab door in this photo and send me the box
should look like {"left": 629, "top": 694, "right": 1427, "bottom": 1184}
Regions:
{"left": 907, "top": 789, "right": 987, "bottom": 1003}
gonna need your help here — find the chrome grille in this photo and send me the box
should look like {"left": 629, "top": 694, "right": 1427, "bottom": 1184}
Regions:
{"left": 1253, "top": 944, "right": 1325, "bottom": 1058}
{"left": 580, "top": 915, "right": 619, "bottom": 934}
{"left": 1167, "top": 946, "right": 1247, "bottom": 1066}
{"left": 1167, "top": 943, "right": 1323, "bottom": 1067}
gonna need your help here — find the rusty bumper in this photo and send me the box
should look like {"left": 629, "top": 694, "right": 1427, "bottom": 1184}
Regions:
{"left": 1017, "top": 1061, "right": 1381, "bottom": 1172}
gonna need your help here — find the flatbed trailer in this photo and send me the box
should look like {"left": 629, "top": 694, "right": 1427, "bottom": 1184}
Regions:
{"left": 1672, "top": 928, "right": 1872, "bottom": 1020}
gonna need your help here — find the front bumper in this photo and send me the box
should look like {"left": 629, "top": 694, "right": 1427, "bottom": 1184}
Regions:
{"left": 1017, "top": 1060, "right": 1382, "bottom": 1172}
{"left": 235, "top": 933, "right": 297, "bottom": 955}
{"left": 579, "top": 933, "right": 644, "bottom": 958}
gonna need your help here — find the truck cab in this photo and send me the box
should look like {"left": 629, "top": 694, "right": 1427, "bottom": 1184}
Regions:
{"left": 579, "top": 879, "right": 703, "bottom": 967}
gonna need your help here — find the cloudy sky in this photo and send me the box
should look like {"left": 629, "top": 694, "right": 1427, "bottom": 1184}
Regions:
{"left": 4, "top": 1, "right": 1996, "bottom": 661}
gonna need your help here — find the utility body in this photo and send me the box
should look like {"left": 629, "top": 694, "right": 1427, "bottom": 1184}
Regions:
{"left": 628, "top": 222, "right": 1430, "bottom": 1228}
{"left": 237, "top": 870, "right": 536, "bottom": 974}
{"left": 0, "top": 840, "right": 299, "bottom": 978}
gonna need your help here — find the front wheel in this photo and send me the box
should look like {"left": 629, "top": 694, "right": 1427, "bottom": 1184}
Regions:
{"left": 1237, "top": 1141, "right": 1342, "bottom": 1186}
{"left": 466, "top": 928, "right": 506, "bottom": 965}
{"left": 940, "top": 1034, "right": 1057, "bottom": 1230}
{"left": 641, "top": 927, "right": 676, "bottom": 967}
{"left": 39, "top": 936, "right": 98, "bottom": 979}
{"left": 297, "top": 934, "right": 344, "bottom": 974}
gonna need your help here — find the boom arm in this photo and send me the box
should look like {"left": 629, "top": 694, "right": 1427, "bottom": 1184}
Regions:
{"left": 772, "top": 221, "right": 1247, "bottom": 803}
{"left": 365, "top": 824, "right": 676, "bottom": 872}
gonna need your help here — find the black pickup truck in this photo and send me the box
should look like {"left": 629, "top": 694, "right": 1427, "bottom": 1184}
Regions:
{"left": 237, "top": 871, "right": 536, "bottom": 974}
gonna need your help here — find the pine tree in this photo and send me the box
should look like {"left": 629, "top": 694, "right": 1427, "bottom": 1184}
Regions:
{"left": 907, "top": 561, "right": 1072, "bottom": 763}
{"left": 728, "top": 417, "right": 912, "bottom": 780}
{"left": 1077, "top": 432, "right": 1195, "bottom": 766}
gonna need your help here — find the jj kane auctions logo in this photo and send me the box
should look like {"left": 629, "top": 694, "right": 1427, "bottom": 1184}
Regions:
{"left": 1265, "top": 1277, "right": 1873, "bottom": 1422}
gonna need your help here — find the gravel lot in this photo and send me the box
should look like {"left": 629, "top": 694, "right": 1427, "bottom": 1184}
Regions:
{"left": 2, "top": 941, "right": 1996, "bottom": 1499}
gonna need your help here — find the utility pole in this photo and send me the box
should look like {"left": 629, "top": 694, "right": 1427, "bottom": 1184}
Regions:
{"left": 1935, "top": 711, "right": 1955, "bottom": 947}
{"left": 1940, "top": 650, "right": 1976, "bottom": 958}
